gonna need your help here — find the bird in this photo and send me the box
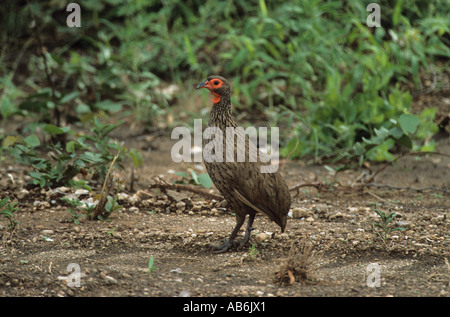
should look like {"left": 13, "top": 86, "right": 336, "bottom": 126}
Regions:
{"left": 196, "top": 75, "right": 291, "bottom": 253}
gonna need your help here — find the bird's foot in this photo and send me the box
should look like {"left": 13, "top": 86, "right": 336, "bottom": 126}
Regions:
{"left": 234, "top": 237, "right": 251, "bottom": 250}
{"left": 210, "top": 235, "right": 252, "bottom": 253}
{"left": 210, "top": 238, "right": 246, "bottom": 253}
{"left": 210, "top": 239, "right": 234, "bottom": 253}
{"left": 235, "top": 227, "right": 254, "bottom": 249}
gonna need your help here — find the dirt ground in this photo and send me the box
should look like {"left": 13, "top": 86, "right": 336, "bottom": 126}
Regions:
{"left": 1, "top": 129, "right": 449, "bottom": 298}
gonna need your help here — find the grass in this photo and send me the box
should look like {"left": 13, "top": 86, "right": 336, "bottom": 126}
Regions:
{"left": 274, "top": 240, "right": 316, "bottom": 286}
{"left": 0, "top": 197, "right": 19, "bottom": 230}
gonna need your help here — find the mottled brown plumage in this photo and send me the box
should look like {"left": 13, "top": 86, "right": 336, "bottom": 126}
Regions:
{"left": 196, "top": 75, "right": 291, "bottom": 253}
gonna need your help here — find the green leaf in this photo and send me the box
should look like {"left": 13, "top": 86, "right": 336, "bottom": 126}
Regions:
{"left": 353, "top": 142, "right": 365, "bottom": 156}
{"left": 24, "top": 135, "right": 40, "bottom": 147}
{"left": 129, "top": 148, "right": 143, "bottom": 168}
{"left": 389, "top": 127, "right": 403, "bottom": 139}
{"left": 66, "top": 141, "right": 76, "bottom": 153}
{"left": 60, "top": 91, "right": 80, "bottom": 104}
{"left": 105, "top": 197, "right": 113, "bottom": 212}
{"left": 44, "top": 124, "right": 68, "bottom": 135}
{"left": 396, "top": 134, "right": 413, "bottom": 149}
{"left": 399, "top": 114, "right": 420, "bottom": 134}
{"left": 175, "top": 172, "right": 188, "bottom": 178}
{"left": 190, "top": 170, "right": 199, "bottom": 185}
{"left": 259, "top": 0, "right": 268, "bottom": 17}
{"left": 95, "top": 100, "right": 123, "bottom": 113}
{"left": 198, "top": 173, "right": 213, "bottom": 189}
{"left": 148, "top": 256, "right": 158, "bottom": 273}
{"left": 3, "top": 136, "right": 20, "bottom": 147}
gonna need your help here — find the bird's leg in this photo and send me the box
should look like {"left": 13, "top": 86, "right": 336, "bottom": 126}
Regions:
{"left": 211, "top": 214, "right": 245, "bottom": 253}
{"left": 237, "top": 213, "right": 255, "bottom": 248}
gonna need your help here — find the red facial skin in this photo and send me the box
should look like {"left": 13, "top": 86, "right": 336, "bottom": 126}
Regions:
{"left": 197, "top": 78, "right": 224, "bottom": 104}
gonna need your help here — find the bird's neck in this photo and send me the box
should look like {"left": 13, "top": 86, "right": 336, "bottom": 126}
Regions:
{"left": 208, "top": 94, "right": 237, "bottom": 127}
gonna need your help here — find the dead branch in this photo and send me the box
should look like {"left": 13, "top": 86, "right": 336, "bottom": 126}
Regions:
{"left": 149, "top": 177, "right": 224, "bottom": 201}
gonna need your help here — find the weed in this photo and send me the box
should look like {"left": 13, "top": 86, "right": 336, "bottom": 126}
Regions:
{"left": 175, "top": 170, "right": 212, "bottom": 189}
{"left": 248, "top": 244, "right": 260, "bottom": 260}
{"left": 372, "top": 208, "right": 405, "bottom": 242}
{"left": 2, "top": 117, "right": 142, "bottom": 189}
{"left": 0, "top": 197, "right": 19, "bottom": 230}
{"left": 148, "top": 256, "right": 158, "bottom": 273}
{"left": 89, "top": 154, "right": 123, "bottom": 221}
{"left": 274, "top": 241, "right": 316, "bottom": 286}
{"left": 61, "top": 197, "right": 84, "bottom": 225}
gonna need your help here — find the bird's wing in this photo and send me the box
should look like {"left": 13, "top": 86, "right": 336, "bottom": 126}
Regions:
{"left": 232, "top": 164, "right": 290, "bottom": 224}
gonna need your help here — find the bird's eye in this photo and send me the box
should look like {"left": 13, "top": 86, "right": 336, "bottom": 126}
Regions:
{"left": 213, "top": 80, "right": 219, "bottom": 85}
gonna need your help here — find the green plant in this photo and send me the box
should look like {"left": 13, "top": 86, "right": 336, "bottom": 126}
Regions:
{"left": 248, "top": 244, "right": 260, "bottom": 260}
{"left": 1, "top": 0, "right": 447, "bottom": 167}
{"left": 148, "top": 256, "right": 158, "bottom": 273}
{"left": 175, "top": 170, "right": 212, "bottom": 189}
{"left": 61, "top": 197, "right": 84, "bottom": 225}
{"left": 0, "top": 197, "right": 19, "bottom": 230}
{"left": 2, "top": 117, "right": 142, "bottom": 188}
{"left": 88, "top": 154, "right": 123, "bottom": 221}
{"left": 372, "top": 208, "right": 405, "bottom": 241}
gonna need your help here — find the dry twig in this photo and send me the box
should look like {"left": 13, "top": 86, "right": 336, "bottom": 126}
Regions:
{"left": 149, "top": 177, "right": 224, "bottom": 201}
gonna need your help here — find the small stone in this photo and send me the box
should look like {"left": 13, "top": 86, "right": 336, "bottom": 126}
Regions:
{"left": 255, "top": 232, "right": 270, "bottom": 243}
{"left": 117, "top": 192, "right": 130, "bottom": 201}
{"left": 74, "top": 189, "right": 89, "bottom": 197}
{"left": 176, "top": 201, "right": 186, "bottom": 212}
{"left": 129, "top": 207, "right": 139, "bottom": 214}
{"left": 42, "top": 229, "right": 54, "bottom": 235}
{"left": 290, "top": 207, "right": 310, "bottom": 219}
{"left": 129, "top": 195, "right": 141, "bottom": 205}
{"left": 166, "top": 190, "right": 189, "bottom": 202}
{"left": 179, "top": 290, "right": 190, "bottom": 297}
{"left": 104, "top": 275, "right": 117, "bottom": 284}
{"left": 17, "top": 189, "right": 30, "bottom": 199}
{"left": 136, "top": 190, "right": 153, "bottom": 200}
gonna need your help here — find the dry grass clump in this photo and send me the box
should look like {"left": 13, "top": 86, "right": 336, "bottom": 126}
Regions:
{"left": 274, "top": 240, "right": 317, "bottom": 286}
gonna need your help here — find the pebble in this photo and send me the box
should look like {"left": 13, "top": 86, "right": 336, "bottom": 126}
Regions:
{"left": 179, "top": 290, "right": 191, "bottom": 297}
{"left": 117, "top": 192, "right": 130, "bottom": 201}
{"left": 255, "top": 232, "right": 270, "bottom": 243}
{"left": 129, "top": 194, "right": 141, "bottom": 205}
{"left": 290, "top": 207, "right": 311, "bottom": 219}
{"left": 129, "top": 207, "right": 139, "bottom": 214}
{"left": 176, "top": 201, "right": 186, "bottom": 212}
{"left": 104, "top": 276, "right": 118, "bottom": 284}
{"left": 17, "top": 189, "right": 30, "bottom": 199}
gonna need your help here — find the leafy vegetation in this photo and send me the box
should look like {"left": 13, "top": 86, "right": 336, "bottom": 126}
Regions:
{"left": 61, "top": 197, "right": 85, "bottom": 225}
{"left": 1, "top": 118, "right": 142, "bottom": 188}
{"left": 372, "top": 208, "right": 405, "bottom": 242}
{"left": 175, "top": 170, "right": 213, "bottom": 189}
{"left": 147, "top": 256, "right": 158, "bottom": 273}
{"left": 0, "top": 197, "right": 19, "bottom": 230}
{"left": 0, "top": 0, "right": 448, "bottom": 182}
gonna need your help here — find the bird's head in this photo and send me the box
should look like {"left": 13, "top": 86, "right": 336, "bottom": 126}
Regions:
{"left": 196, "top": 75, "right": 230, "bottom": 104}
